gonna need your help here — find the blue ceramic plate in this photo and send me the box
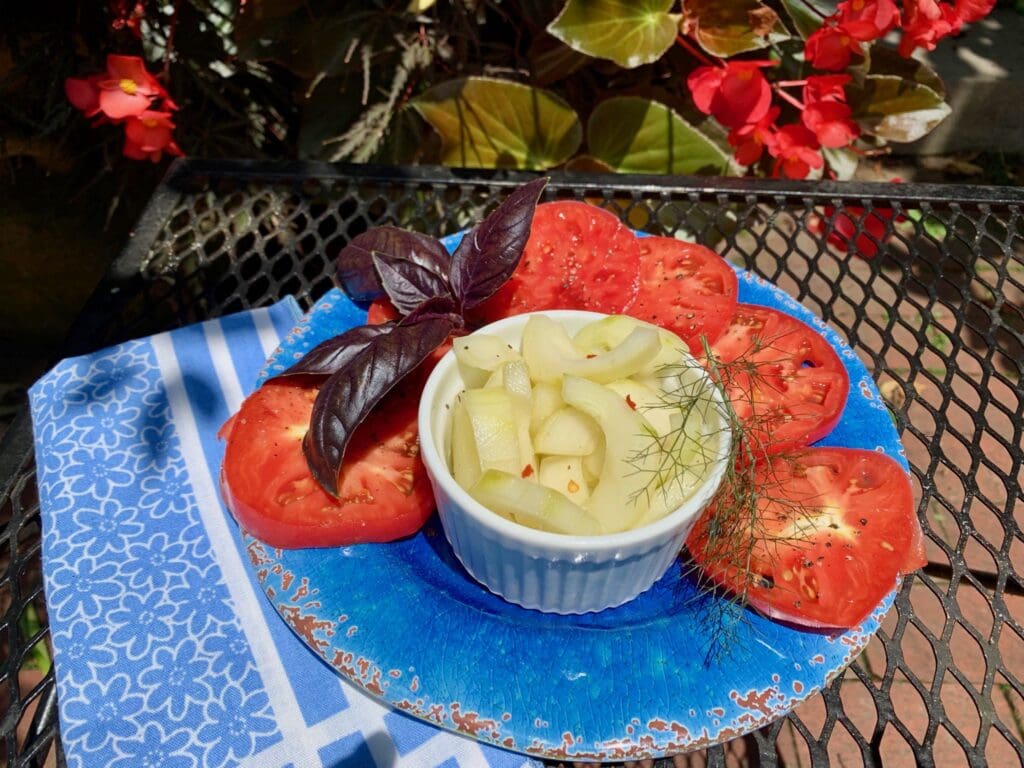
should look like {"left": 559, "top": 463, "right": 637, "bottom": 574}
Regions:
{"left": 243, "top": 233, "right": 906, "bottom": 762}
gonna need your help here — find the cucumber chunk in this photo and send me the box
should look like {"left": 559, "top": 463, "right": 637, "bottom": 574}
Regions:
{"left": 460, "top": 388, "right": 522, "bottom": 476}
{"left": 564, "top": 326, "right": 661, "bottom": 383}
{"left": 469, "top": 470, "right": 602, "bottom": 535}
{"left": 455, "top": 334, "right": 522, "bottom": 388}
{"left": 523, "top": 314, "right": 663, "bottom": 384}
{"left": 561, "top": 374, "right": 659, "bottom": 532}
{"left": 574, "top": 314, "right": 690, "bottom": 379}
{"left": 501, "top": 360, "right": 532, "bottom": 398}
{"left": 529, "top": 382, "right": 564, "bottom": 435}
{"left": 509, "top": 391, "right": 537, "bottom": 483}
{"left": 538, "top": 455, "right": 590, "bottom": 505}
{"left": 533, "top": 406, "right": 602, "bottom": 456}
{"left": 582, "top": 435, "right": 605, "bottom": 484}
{"left": 522, "top": 315, "right": 584, "bottom": 384}
{"left": 450, "top": 395, "right": 482, "bottom": 489}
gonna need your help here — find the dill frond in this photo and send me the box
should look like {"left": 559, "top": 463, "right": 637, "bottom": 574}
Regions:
{"left": 621, "top": 332, "right": 828, "bottom": 661}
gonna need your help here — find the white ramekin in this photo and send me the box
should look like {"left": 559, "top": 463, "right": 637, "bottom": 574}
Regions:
{"left": 417, "top": 310, "right": 732, "bottom": 614}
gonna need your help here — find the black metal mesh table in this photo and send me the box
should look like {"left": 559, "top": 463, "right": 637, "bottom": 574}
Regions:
{"left": 3, "top": 160, "right": 1022, "bottom": 767}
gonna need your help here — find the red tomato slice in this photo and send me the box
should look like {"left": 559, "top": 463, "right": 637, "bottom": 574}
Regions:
{"left": 687, "top": 448, "right": 927, "bottom": 629}
{"left": 471, "top": 201, "right": 640, "bottom": 324}
{"left": 366, "top": 297, "right": 400, "bottom": 325}
{"left": 630, "top": 237, "right": 738, "bottom": 353}
{"left": 220, "top": 374, "right": 435, "bottom": 548}
{"left": 708, "top": 303, "right": 849, "bottom": 454}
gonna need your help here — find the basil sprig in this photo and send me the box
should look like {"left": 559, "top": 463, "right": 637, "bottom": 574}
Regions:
{"left": 271, "top": 177, "right": 548, "bottom": 496}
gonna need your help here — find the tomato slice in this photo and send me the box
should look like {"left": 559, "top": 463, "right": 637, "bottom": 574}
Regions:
{"left": 471, "top": 201, "right": 641, "bottom": 324}
{"left": 708, "top": 303, "right": 849, "bottom": 454}
{"left": 366, "top": 297, "right": 400, "bottom": 325}
{"left": 220, "top": 374, "right": 435, "bottom": 548}
{"left": 630, "top": 237, "right": 739, "bottom": 352}
{"left": 687, "top": 448, "right": 927, "bottom": 629}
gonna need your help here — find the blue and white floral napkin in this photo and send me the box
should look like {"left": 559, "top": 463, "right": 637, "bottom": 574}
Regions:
{"left": 29, "top": 299, "right": 539, "bottom": 768}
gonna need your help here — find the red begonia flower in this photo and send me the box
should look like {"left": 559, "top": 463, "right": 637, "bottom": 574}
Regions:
{"left": 770, "top": 124, "right": 823, "bottom": 179}
{"left": 837, "top": 0, "right": 901, "bottom": 38}
{"left": 809, "top": 206, "right": 896, "bottom": 259}
{"left": 803, "top": 101, "right": 859, "bottom": 148}
{"left": 688, "top": 60, "right": 776, "bottom": 129}
{"left": 954, "top": 0, "right": 996, "bottom": 22}
{"left": 97, "top": 55, "right": 172, "bottom": 119}
{"left": 899, "top": 0, "right": 963, "bottom": 56}
{"left": 728, "top": 107, "right": 780, "bottom": 166}
{"left": 65, "top": 75, "right": 105, "bottom": 118}
{"left": 801, "top": 75, "right": 859, "bottom": 148}
{"left": 804, "top": 25, "right": 866, "bottom": 70}
{"left": 804, "top": 74, "right": 852, "bottom": 105}
{"left": 123, "top": 110, "right": 183, "bottom": 162}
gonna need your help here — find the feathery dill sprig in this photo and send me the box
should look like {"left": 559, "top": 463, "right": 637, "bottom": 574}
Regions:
{"left": 622, "top": 330, "right": 824, "bottom": 664}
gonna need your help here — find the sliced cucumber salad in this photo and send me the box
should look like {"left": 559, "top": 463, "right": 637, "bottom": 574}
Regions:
{"left": 448, "top": 315, "right": 727, "bottom": 535}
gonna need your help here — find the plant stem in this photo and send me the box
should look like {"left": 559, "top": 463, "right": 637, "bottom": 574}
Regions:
{"left": 675, "top": 34, "right": 719, "bottom": 68}
{"left": 797, "top": 0, "right": 830, "bottom": 19}
{"left": 163, "top": 0, "right": 180, "bottom": 82}
{"left": 774, "top": 85, "right": 805, "bottom": 111}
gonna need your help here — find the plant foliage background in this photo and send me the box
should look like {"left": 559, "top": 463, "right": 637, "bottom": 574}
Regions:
{"left": 0, "top": 0, "right": 1009, "bottom": 409}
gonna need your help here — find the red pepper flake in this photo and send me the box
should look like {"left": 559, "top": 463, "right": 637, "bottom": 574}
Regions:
{"left": 521, "top": 464, "right": 534, "bottom": 478}
{"left": 625, "top": 394, "right": 637, "bottom": 410}
{"left": 586, "top": 353, "right": 597, "bottom": 359}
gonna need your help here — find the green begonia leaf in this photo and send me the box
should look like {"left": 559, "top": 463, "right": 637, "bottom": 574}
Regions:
{"left": 547, "top": 0, "right": 680, "bottom": 69}
{"left": 778, "top": 0, "right": 830, "bottom": 39}
{"left": 861, "top": 45, "right": 946, "bottom": 96}
{"left": 529, "top": 33, "right": 593, "bottom": 85}
{"left": 588, "top": 96, "right": 732, "bottom": 175}
{"left": 413, "top": 77, "right": 582, "bottom": 169}
{"left": 823, "top": 147, "right": 859, "bottom": 181}
{"left": 849, "top": 75, "right": 951, "bottom": 143}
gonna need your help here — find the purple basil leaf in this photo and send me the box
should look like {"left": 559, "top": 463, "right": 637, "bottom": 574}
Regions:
{"left": 373, "top": 252, "right": 453, "bottom": 315}
{"left": 303, "top": 315, "right": 456, "bottom": 496}
{"left": 450, "top": 177, "right": 548, "bottom": 309}
{"left": 270, "top": 323, "right": 396, "bottom": 379}
{"left": 335, "top": 227, "right": 451, "bottom": 303}
{"left": 401, "top": 295, "right": 462, "bottom": 326}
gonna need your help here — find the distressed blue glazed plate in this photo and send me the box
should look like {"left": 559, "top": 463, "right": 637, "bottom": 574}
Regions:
{"left": 242, "top": 232, "right": 906, "bottom": 762}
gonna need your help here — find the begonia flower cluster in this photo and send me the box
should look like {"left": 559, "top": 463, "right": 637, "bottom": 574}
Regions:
{"left": 65, "top": 55, "right": 182, "bottom": 162}
{"left": 684, "top": 0, "right": 995, "bottom": 179}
